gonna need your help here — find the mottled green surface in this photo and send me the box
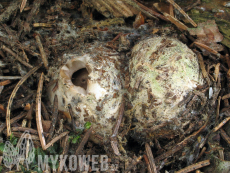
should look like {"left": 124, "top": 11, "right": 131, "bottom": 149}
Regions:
{"left": 129, "top": 37, "right": 203, "bottom": 125}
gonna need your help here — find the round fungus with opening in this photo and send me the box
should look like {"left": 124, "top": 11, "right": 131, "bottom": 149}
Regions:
{"left": 48, "top": 48, "right": 124, "bottom": 140}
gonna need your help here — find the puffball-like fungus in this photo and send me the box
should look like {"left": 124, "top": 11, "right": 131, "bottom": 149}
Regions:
{"left": 129, "top": 37, "right": 203, "bottom": 139}
{"left": 48, "top": 47, "right": 124, "bottom": 137}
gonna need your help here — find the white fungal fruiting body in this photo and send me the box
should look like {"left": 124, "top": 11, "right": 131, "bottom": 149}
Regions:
{"left": 48, "top": 46, "right": 124, "bottom": 137}
{"left": 48, "top": 36, "right": 203, "bottom": 141}
{"left": 129, "top": 37, "right": 203, "bottom": 137}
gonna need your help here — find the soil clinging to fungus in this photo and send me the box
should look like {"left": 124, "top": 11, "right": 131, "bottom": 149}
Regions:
{"left": 129, "top": 36, "right": 203, "bottom": 139}
{"left": 48, "top": 45, "right": 124, "bottom": 138}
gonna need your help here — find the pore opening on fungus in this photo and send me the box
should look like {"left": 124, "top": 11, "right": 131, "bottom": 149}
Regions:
{"left": 71, "top": 68, "right": 89, "bottom": 90}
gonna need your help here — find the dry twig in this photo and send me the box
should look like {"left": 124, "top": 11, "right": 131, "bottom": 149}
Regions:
{"left": 220, "top": 129, "right": 230, "bottom": 147}
{"left": 167, "top": 0, "right": 197, "bottom": 27}
{"left": 36, "top": 72, "right": 46, "bottom": 149}
{"left": 11, "top": 127, "right": 48, "bottom": 136}
{"left": 194, "top": 42, "right": 222, "bottom": 58}
{"left": 36, "top": 73, "right": 68, "bottom": 150}
{"left": 195, "top": 51, "right": 210, "bottom": 85}
{"left": 163, "top": 12, "right": 188, "bottom": 31}
{"left": 34, "top": 33, "right": 49, "bottom": 69}
{"left": 222, "top": 93, "right": 230, "bottom": 100}
{"left": 41, "top": 102, "right": 50, "bottom": 120}
{"left": 6, "top": 131, "right": 40, "bottom": 140}
{"left": 20, "top": 0, "right": 27, "bottom": 13}
{"left": 178, "top": 92, "right": 193, "bottom": 107}
{"left": 184, "top": 0, "right": 201, "bottom": 12}
{"left": 145, "top": 143, "right": 157, "bottom": 173}
{"left": 194, "top": 147, "right": 206, "bottom": 163}
{"left": 24, "top": 0, "right": 43, "bottom": 31}
{"left": 125, "top": 156, "right": 143, "bottom": 173}
{"left": 47, "top": 95, "right": 58, "bottom": 142}
{"left": 33, "top": 23, "right": 53, "bottom": 28}
{"left": 0, "top": 0, "right": 21, "bottom": 23}
{"left": 57, "top": 135, "right": 70, "bottom": 173}
{"left": 0, "top": 80, "right": 11, "bottom": 86}
{"left": 0, "top": 111, "right": 26, "bottom": 133}
{"left": 155, "top": 120, "right": 208, "bottom": 162}
{"left": 6, "top": 65, "right": 41, "bottom": 137}
{"left": 216, "top": 96, "right": 221, "bottom": 122}
{"left": 112, "top": 100, "right": 125, "bottom": 137}
{"left": 143, "top": 154, "right": 153, "bottom": 173}
{"left": 0, "top": 36, "right": 39, "bottom": 57}
{"left": 75, "top": 127, "right": 93, "bottom": 155}
{"left": 111, "top": 138, "right": 121, "bottom": 156}
{"left": 44, "top": 131, "right": 69, "bottom": 150}
{"left": 0, "top": 76, "right": 22, "bottom": 80}
{"left": 175, "top": 160, "right": 210, "bottom": 173}
{"left": 214, "top": 63, "right": 220, "bottom": 82}
{"left": 126, "top": 0, "right": 167, "bottom": 21}
{"left": 12, "top": 93, "right": 33, "bottom": 110}
{"left": 2, "top": 45, "right": 33, "bottom": 68}
{"left": 213, "top": 117, "right": 230, "bottom": 132}
{"left": 110, "top": 99, "right": 125, "bottom": 156}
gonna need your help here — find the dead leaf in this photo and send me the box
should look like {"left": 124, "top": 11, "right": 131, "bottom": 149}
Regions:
{"left": 133, "top": 12, "right": 145, "bottom": 29}
{"left": 152, "top": 28, "right": 159, "bottom": 34}
{"left": 42, "top": 120, "right": 51, "bottom": 132}
{"left": 188, "top": 20, "right": 224, "bottom": 53}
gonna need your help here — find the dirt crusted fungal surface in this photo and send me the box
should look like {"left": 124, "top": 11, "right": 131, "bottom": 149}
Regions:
{"left": 129, "top": 36, "right": 204, "bottom": 139}
{"left": 48, "top": 43, "right": 125, "bottom": 138}
{"left": 48, "top": 36, "right": 204, "bottom": 141}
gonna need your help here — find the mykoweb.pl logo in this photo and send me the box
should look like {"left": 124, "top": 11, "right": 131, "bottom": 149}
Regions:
{"left": 3, "top": 131, "right": 35, "bottom": 170}
{"left": 38, "top": 154, "right": 109, "bottom": 171}
{"left": 2, "top": 131, "right": 112, "bottom": 171}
